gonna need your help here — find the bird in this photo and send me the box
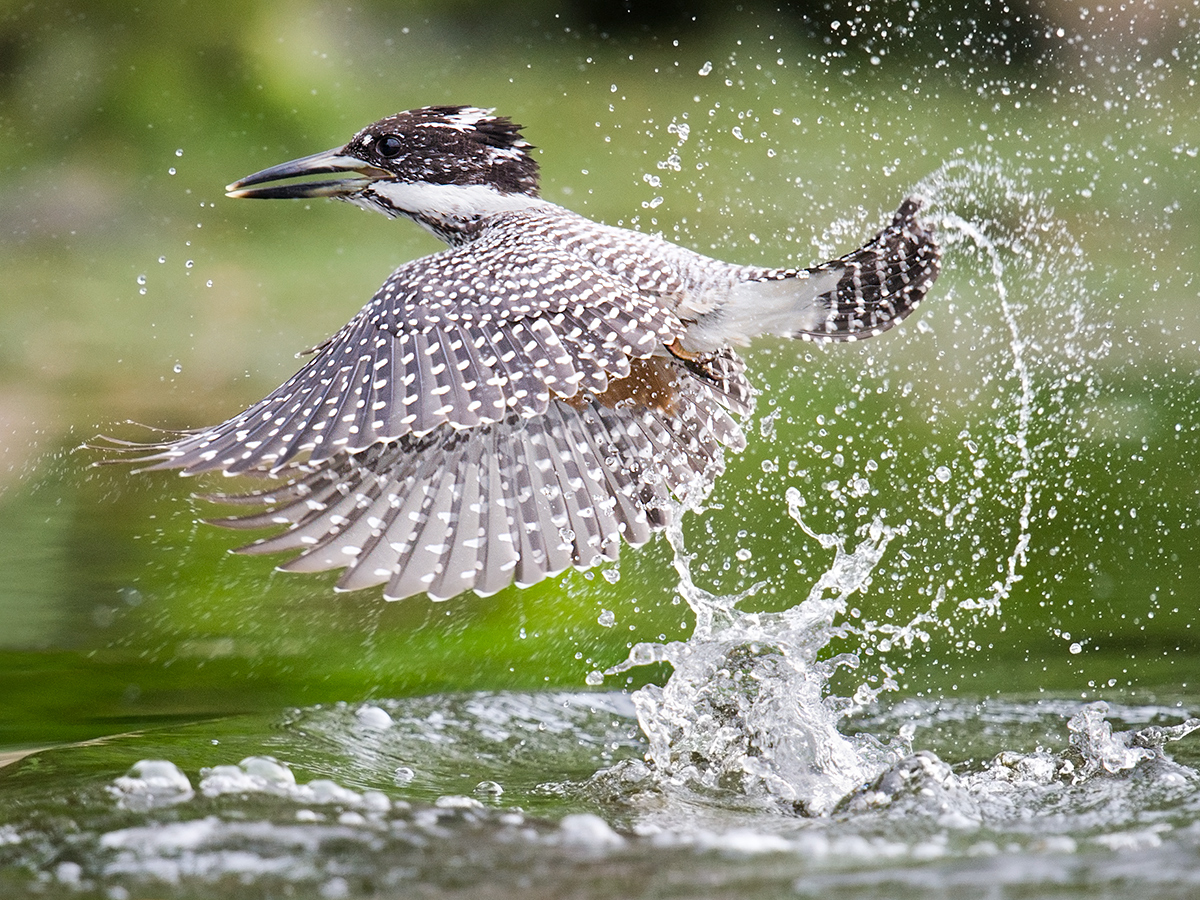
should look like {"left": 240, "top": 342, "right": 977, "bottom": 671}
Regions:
{"left": 116, "top": 105, "right": 940, "bottom": 602}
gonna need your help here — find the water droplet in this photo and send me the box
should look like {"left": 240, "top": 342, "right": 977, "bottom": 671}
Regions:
{"left": 172, "top": 363, "right": 182, "bottom": 374}
{"left": 1068, "top": 642, "right": 1083, "bottom": 655}
{"left": 698, "top": 60, "right": 713, "bottom": 76}
{"left": 474, "top": 780, "right": 503, "bottom": 796}
{"left": 935, "top": 466, "right": 952, "bottom": 483}
{"left": 601, "top": 567, "right": 620, "bottom": 584}
{"left": 136, "top": 274, "right": 146, "bottom": 285}
{"left": 585, "top": 670, "right": 605, "bottom": 686}
{"left": 598, "top": 609, "right": 616, "bottom": 628}
{"left": 157, "top": 256, "right": 166, "bottom": 264}
{"left": 175, "top": 148, "right": 183, "bottom": 157}
{"left": 392, "top": 767, "right": 415, "bottom": 786}
{"left": 167, "top": 167, "right": 176, "bottom": 176}
{"left": 185, "top": 260, "right": 194, "bottom": 269}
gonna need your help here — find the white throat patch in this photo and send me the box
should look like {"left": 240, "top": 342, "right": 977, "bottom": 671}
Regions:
{"left": 368, "top": 181, "right": 544, "bottom": 222}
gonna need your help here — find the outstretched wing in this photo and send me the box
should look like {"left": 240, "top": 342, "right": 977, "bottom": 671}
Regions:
{"left": 204, "top": 354, "right": 753, "bottom": 601}
{"left": 132, "top": 212, "right": 684, "bottom": 475}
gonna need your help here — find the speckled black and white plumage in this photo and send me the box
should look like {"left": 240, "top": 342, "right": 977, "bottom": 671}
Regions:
{"left": 202, "top": 353, "right": 750, "bottom": 600}
{"left": 120, "top": 106, "right": 940, "bottom": 601}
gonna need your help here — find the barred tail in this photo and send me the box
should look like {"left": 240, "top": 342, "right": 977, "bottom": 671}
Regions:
{"left": 686, "top": 197, "right": 940, "bottom": 348}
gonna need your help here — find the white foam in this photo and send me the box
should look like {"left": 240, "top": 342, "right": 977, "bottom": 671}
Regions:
{"left": 557, "top": 813, "right": 625, "bottom": 849}
{"left": 109, "top": 760, "right": 194, "bottom": 811}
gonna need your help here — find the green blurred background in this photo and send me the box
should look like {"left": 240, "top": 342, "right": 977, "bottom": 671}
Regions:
{"left": 2, "top": 0, "right": 1199, "bottom": 752}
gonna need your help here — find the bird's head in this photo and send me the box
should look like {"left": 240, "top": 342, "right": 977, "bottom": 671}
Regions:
{"left": 226, "top": 106, "right": 542, "bottom": 237}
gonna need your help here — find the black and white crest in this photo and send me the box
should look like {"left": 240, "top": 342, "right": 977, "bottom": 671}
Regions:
{"left": 346, "top": 106, "right": 539, "bottom": 196}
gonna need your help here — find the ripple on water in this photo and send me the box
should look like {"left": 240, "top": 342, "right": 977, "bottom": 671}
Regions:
{"left": 3, "top": 692, "right": 1197, "bottom": 898}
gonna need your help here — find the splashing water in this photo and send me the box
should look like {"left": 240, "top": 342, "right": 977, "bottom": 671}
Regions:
{"left": 597, "top": 157, "right": 1105, "bottom": 814}
{"left": 605, "top": 513, "right": 900, "bottom": 815}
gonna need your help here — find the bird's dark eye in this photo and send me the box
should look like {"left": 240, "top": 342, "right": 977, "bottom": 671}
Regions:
{"left": 376, "top": 135, "right": 403, "bottom": 159}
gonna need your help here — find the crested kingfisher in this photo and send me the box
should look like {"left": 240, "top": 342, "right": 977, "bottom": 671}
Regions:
{"left": 121, "top": 106, "right": 940, "bottom": 601}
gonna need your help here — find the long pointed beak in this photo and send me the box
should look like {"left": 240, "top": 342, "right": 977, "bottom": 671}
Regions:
{"left": 225, "top": 147, "right": 391, "bottom": 200}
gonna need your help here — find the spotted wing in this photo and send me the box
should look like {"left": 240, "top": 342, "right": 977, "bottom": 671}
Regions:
{"left": 203, "top": 353, "right": 752, "bottom": 601}
{"left": 130, "top": 215, "right": 684, "bottom": 475}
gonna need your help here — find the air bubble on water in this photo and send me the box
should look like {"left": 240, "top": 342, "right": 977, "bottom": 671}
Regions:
{"left": 356, "top": 705, "right": 393, "bottom": 730}
{"left": 474, "top": 781, "right": 503, "bottom": 797}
